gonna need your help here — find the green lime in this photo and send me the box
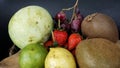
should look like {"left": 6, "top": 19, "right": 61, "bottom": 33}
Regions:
{"left": 19, "top": 43, "right": 48, "bottom": 68}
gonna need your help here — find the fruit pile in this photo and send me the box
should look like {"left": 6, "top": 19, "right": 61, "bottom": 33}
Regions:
{"left": 44, "top": 0, "right": 83, "bottom": 56}
{"left": 0, "top": 0, "right": 120, "bottom": 68}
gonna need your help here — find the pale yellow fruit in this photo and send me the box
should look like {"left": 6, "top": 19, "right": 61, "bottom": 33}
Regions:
{"left": 45, "top": 47, "right": 76, "bottom": 68}
{"left": 8, "top": 5, "right": 53, "bottom": 49}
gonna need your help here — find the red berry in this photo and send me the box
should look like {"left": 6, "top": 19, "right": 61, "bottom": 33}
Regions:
{"left": 53, "top": 30, "right": 68, "bottom": 46}
{"left": 68, "top": 33, "right": 82, "bottom": 50}
{"left": 44, "top": 40, "right": 53, "bottom": 49}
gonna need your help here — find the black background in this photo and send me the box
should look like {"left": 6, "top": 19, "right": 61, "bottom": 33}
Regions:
{"left": 0, "top": 0, "right": 120, "bottom": 60}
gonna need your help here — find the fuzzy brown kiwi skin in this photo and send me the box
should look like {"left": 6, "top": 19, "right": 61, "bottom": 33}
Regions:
{"left": 75, "top": 38, "right": 120, "bottom": 68}
{"left": 116, "top": 40, "right": 120, "bottom": 48}
{"left": 81, "top": 12, "right": 119, "bottom": 43}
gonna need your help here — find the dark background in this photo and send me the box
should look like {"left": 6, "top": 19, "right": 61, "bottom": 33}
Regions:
{"left": 0, "top": 0, "right": 120, "bottom": 61}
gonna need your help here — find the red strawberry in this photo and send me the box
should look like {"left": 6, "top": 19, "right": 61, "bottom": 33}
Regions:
{"left": 44, "top": 40, "right": 53, "bottom": 49}
{"left": 53, "top": 30, "right": 68, "bottom": 46}
{"left": 68, "top": 33, "right": 82, "bottom": 50}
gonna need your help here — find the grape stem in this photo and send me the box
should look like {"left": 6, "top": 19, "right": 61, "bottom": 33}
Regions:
{"left": 58, "top": 19, "right": 61, "bottom": 29}
{"left": 62, "top": 0, "right": 79, "bottom": 23}
{"left": 62, "top": 7, "right": 74, "bottom": 11}
{"left": 70, "top": 0, "right": 79, "bottom": 23}
{"left": 62, "top": 0, "right": 78, "bottom": 11}
{"left": 9, "top": 44, "right": 15, "bottom": 56}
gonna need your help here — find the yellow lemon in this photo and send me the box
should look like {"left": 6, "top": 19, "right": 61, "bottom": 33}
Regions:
{"left": 45, "top": 47, "right": 76, "bottom": 68}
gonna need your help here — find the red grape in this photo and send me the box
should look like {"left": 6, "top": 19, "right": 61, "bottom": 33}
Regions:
{"left": 55, "top": 11, "right": 66, "bottom": 23}
{"left": 71, "top": 18, "right": 81, "bottom": 33}
{"left": 77, "top": 14, "right": 84, "bottom": 22}
{"left": 60, "top": 21, "right": 71, "bottom": 32}
{"left": 75, "top": 8, "right": 80, "bottom": 14}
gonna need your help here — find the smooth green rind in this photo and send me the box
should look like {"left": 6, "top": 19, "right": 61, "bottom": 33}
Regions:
{"left": 19, "top": 43, "right": 48, "bottom": 68}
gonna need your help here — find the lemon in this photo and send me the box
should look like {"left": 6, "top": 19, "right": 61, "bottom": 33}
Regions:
{"left": 45, "top": 47, "right": 76, "bottom": 68}
{"left": 19, "top": 43, "right": 48, "bottom": 68}
{"left": 8, "top": 5, "right": 53, "bottom": 49}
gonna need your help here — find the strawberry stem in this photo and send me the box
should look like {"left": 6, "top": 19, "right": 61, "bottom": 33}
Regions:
{"left": 51, "top": 31, "right": 55, "bottom": 42}
{"left": 58, "top": 19, "right": 61, "bottom": 29}
{"left": 53, "top": 41, "right": 58, "bottom": 47}
{"left": 51, "top": 31, "right": 59, "bottom": 47}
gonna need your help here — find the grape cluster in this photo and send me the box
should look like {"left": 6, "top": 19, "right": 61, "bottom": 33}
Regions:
{"left": 53, "top": 7, "right": 84, "bottom": 34}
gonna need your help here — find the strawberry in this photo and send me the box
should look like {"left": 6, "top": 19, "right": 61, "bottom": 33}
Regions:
{"left": 68, "top": 33, "right": 82, "bottom": 50}
{"left": 53, "top": 30, "right": 68, "bottom": 46}
{"left": 44, "top": 40, "right": 53, "bottom": 49}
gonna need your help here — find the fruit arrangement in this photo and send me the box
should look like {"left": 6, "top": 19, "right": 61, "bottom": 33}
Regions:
{"left": 0, "top": 0, "right": 120, "bottom": 68}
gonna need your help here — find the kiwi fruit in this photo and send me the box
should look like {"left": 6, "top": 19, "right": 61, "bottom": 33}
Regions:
{"left": 75, "top": 38, "right": 120, "bottom": 68}
{"left": 116, "top": 40, "right": 120, "bottom": 48}
{"left": 81, "top": 12, "right": 119, "bottom": 42}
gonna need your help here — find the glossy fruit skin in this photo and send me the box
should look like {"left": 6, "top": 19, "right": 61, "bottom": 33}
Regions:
{"left": 71, "top": 14, "right": 83, "bottom": 33}
{"left": 44, "top": 40, "right": 53, "bottom": 50}
{"left": 19, "top": 43, "right": 48, "bottom": 68}
{"left": 60, "top": 21, "right": 71, "bottom": 32}
{"left": 45, "top": 47, "right": 76, "bottom": 68}
{"left": 68, "top": 33, "right": 82, "bottom": 50}
{"left": 71, "top": 19, "right": 81, "bottom": 33}
{"left": 44, "top": 40, "right": 53, "bottom": 47}
{"left": 53, "top": 30, "right": 68, "bottom": 46}
{"left": 55, "top": 11, "right": 66, "bottom": 23}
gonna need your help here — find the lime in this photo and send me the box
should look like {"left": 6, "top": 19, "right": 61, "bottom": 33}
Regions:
{"left": 19, "top": 43, "right": 48, "bottom": 68}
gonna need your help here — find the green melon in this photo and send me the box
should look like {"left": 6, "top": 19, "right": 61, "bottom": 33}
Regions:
{"left": 8, "top": 5, "right": 53, "bottom": 49}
